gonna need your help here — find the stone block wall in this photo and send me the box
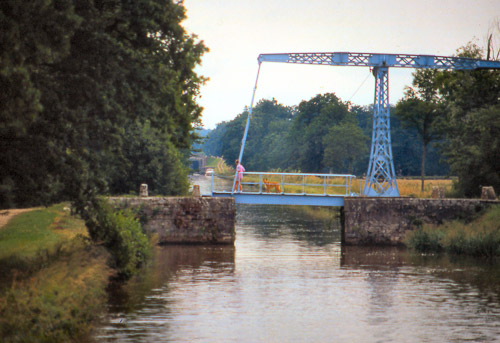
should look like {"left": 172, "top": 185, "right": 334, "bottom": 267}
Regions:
{"left": 344, "top": 198, "right": 498, "bottom": 246}
{"left": 108, "top": 197, "right": 235, "bottom": 244}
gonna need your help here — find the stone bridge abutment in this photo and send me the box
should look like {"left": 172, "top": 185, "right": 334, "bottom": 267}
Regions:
{"left": 109, "top": 196, "right": 498, "bottom": 246}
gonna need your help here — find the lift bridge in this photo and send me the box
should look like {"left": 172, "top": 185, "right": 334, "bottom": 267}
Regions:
{"left": 211, "top": 52, "right": 500, "bottom": 206}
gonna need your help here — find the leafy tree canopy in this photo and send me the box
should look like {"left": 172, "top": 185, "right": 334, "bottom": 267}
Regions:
{"left": 395, "top": 41, "right": 500, "bottom": 196}
{"left": 437, "top": 43, "right": 500, "bottom": 196}
{"left": 202, "top": 94, "right": 450, "bottom": 179}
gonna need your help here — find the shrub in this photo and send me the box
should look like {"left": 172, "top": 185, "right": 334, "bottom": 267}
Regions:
{"left": 83, "top": 199, "right": 151, "bottom": 279}
{"left": 406, "top": 227, "right": 444, "bottom": 253}
{"left": 407, "top": 205, "right": 500, "bottom": 258}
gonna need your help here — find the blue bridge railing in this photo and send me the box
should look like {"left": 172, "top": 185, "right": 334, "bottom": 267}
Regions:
{"left": 211, "top": 172, "right": 357, "bottom": 197}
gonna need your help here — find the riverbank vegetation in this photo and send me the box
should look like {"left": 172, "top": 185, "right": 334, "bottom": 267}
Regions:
{"left": 406, "top": 205, "right": 500, "bottom": 257}
{"left": 0, "top": 2, "right": 203, "bottom": 337}
{"left": 0, "top": 205, "right": 111, "bottom": 342}
{"left": 82, "top": 199, "right": 151, "bottom": 280}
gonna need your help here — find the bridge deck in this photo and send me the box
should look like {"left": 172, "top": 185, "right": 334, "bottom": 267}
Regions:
{"left": 211, "top": 191, "right": 345, "bottom": 206}
{"left": 208, "top": 171, "right": 357, "bottom": 206}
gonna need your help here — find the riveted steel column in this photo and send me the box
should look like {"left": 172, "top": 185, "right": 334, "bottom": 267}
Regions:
{"left": 363, "top": 67, "right": 399, "bottom": 197}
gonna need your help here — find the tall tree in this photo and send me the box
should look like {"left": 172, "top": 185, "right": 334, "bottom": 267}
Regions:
{"left": 322, "top": 121, "right": 369, "bottom": 173}
{"left": 0, "top": 0, "right": 207, "bottom": 208}
{"left": 0, "top": 0, "right": 81, "bottom": 207}
{"left": 444, "top": 104, "right": 500, "bottom": 196}
{"left": 289, "top": 93, "right": 351, "bottom": 172}
{"left": 395, "top": 69, "right": 444, "bottom": 191}
{"left": 436, "top": 43, "right": 500, "bottom": 196}
{"left": 217, "top": 99, "right": 293, "bottom": 171}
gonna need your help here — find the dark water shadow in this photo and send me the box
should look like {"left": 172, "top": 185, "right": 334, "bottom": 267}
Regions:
{"left": 236, "top": 204, "right": 342, "bottom": 247}
{"left": 106, "top": 244, "right": 235, "bottom": 313}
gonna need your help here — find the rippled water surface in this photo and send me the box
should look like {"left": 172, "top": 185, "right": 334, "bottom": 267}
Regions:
{"left": 95, "top": 177, "right": 500, "bottom": 342}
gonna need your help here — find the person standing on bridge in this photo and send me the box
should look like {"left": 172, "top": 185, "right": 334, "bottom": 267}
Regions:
{"left": 234, "top": 159, "right": 245, "bottom": 192}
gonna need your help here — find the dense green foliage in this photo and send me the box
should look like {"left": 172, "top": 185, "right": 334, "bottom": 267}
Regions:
{"left": 0, "top": 0, "right": 207, "bottom": 208}
{"left": 395, "top": 69, "right": 445, "bottom": 191}
{"left": 205, "top": 99, "right": 294, "bottom": 171}
{"left": 290, "top": 94, "right": 359, "bottom": 173}
{"left": 401, "top": 43, "right": 500, "bottom": 197}
{"left": 203, "top": 95, "right": 448, "bottom": 177}
{"left": 83, "top": 199, "right": 151, "bottom": 279}
{"left": 437, "top": 45, "right": 500, "bottom": 196}
{"left": 407, "top": 205, "right": 500, "bottom": 257}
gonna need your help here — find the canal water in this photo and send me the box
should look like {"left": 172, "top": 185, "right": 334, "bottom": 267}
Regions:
{"left": 95, "top": 177, "right": 500, "bottom": 342}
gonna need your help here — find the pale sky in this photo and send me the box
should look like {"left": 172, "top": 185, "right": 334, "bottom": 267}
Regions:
{"left": 182, "top": 0, "right": 500, "bottom": 129}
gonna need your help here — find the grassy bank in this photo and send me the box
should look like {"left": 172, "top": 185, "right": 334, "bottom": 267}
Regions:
{"left": 215, "top": 157, "right": 233, "bottom": 175}
{"left": 406, "top": 205, "right": 500, "bottom": 257}
{"left": 351, "top": 178, "right": 454, "bottom": 198}
{"left": 205, "top": 156, "right": 220, "bottom": 168}
{"left": 0, "top": 204, "right": 111, "bottom": 343}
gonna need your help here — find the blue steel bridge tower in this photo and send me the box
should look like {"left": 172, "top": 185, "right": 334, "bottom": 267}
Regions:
{"left": 249, "top": 52, "right": 500, "bottom": 197}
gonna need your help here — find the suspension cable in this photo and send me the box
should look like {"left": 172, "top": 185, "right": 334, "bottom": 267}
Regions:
{"left": 348, "top": 70, "right": 372, "bottom": 103}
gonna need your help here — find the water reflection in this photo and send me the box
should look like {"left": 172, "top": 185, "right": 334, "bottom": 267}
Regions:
{"left": 96, "top": 178, "right": 500, "bottom": 342}
{"left": 340, "top": 246, "right": 500, "bottom": 342}
{"left": 98, "top": 245, "right": 235, "bottom": 342}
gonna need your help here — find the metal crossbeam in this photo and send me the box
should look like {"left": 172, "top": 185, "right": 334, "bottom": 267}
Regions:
{"left": 259, "top": 52, "right": 500, "bottom": 70}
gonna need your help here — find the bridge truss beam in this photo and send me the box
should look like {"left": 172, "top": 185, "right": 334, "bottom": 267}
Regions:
{"left": 258, "top": 52, "right": 500, "bottom": 70}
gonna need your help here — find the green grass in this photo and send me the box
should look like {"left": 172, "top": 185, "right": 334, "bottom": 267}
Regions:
{"left": 0, "top": 209, "right": 57, "bottom": 259}
{"left": 406, "top": 205, "right": 500, "bottom": 257}
{"left": 0, "top": 239, "right": 110, "bottom": 343}
{"left": 0, "top": 204, "right": 110, "bottom": 343}
{"left": 0, "top": 204, "right": 84, "bottom": 260}
{"left": 206, "top": 156, "right": 220, "bottom": 168}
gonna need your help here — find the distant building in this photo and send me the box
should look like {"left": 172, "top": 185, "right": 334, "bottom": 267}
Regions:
{"left": 189, "top": 154, "right": 207, "bottom": 172}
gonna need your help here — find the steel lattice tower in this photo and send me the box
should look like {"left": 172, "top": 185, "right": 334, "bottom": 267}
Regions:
{"left": 364, "top": 67, "right": 399, "bottom": 196}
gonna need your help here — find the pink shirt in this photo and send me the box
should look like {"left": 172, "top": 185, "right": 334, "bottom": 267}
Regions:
{"left": 236, "top": 164, "right": 245, "bottom": 180}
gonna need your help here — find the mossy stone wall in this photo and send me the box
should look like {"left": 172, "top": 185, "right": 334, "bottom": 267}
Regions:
{"left": 108, "top": 197, "right": 235, "bottom": 244}
{"left": 344, "top": 198, "right": 499, "bottom": 245}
